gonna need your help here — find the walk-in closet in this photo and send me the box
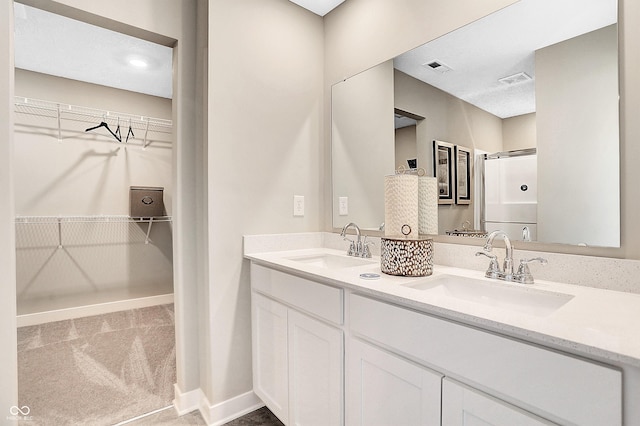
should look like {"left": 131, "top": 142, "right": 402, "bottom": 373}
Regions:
{"left": 13, "top": 3, "right": 177, "bottom": 424}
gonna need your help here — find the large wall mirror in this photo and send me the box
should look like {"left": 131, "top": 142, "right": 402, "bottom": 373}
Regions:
{"left": 331, "top": 0, "right": 619, "bottom": 248}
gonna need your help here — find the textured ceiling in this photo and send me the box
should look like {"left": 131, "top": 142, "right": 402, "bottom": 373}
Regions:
{"left": 13, "top": 1, "right": 343, "bottom": 99}
{"left": 14, "top": 3, "right": 173, "bottom": 99}
{"left": 394, "top": 0, "right": 617, "bottom": 118}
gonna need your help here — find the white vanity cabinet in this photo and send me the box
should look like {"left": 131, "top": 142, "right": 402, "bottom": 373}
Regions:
{"left": 251, "top": 264, "right": 344, "bottom": 426}
{"left": 349, "top": 294, "right": 622, "bottom": 426}
{"left": 249, "top": 260, "right": 624, "bottom": 426}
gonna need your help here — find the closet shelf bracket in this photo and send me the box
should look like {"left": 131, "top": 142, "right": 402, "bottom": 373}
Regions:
{"left": 145, "top": 217, "right": 154, "bottom": 245}
{"left": 57, "top": 217, "right": 63, "bottom": 248}
{"left": 56, "top": 103, "right": 62, "bottom": 143}
{"left": 142, "top": 119, "right": 150, "bottom": 150}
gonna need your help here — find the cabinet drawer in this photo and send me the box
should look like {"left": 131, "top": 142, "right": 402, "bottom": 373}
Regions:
{"left": 350, "top": 294, "right": 621, "bottom": 426}
{"left": 251, "top": 263, "right": 343, "bottom": 324}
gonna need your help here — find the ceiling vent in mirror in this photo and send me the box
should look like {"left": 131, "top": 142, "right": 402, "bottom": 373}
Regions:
{"left": 422, "top": 60, "right": 452, "bottom": 74}
{"left": 499, "top": 72, "right": 532, "bottom": 85}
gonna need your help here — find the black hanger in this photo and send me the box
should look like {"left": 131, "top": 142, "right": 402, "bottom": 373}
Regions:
{"left": 85, "top": 121, "right": 122, "bottom": 142}
{"left": 125, "top": 120, "right": 135, "bottom": 143}
{"left": 114, "top": 119, "right": 122, "bottom": 141}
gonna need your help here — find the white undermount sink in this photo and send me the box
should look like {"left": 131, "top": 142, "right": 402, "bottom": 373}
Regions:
{"left": 403, "top": 274, "right": 574, "bottom": 317}
{"left": 286, "top": 253, "right": 376, "bottom": 269}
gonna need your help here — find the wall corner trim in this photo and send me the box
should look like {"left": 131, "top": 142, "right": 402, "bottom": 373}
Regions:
{"left": 173, "top": 384, "right": 203, "bottom": 416}
{"left": 173, "top": 385, "right": 264, "bottom": 426}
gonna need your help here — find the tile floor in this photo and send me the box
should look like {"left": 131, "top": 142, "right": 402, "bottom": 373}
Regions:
{"left": 124, "top": 406, "right": 283, "bottom": 426}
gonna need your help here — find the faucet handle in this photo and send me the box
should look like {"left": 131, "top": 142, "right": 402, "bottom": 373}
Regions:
{"left": 346, "top": 240, "right": 357, "bottom": 256}
{"left": 515, "top": 257, "right": 548, "bottom": 284}
{"left": 517, "top": 257, "right": 548, "bottom": 271}
{"left": 476, "top": 251, "right": 501, "bottom": 278}
{"left": 361, "top": 236, "right": 374, "bottom": 258}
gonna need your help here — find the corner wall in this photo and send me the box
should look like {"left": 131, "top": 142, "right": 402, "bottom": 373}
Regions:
{"left": 206, "top": 0, "right": 324, "bottom": 407}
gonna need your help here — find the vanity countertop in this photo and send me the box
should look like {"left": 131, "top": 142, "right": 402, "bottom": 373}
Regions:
{"left": 245, "top": 246, "right": 640, "bottom": 368}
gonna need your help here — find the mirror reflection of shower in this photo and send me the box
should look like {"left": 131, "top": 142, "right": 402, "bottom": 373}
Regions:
{"left": 480, "top": 149, "right": 537, "bottom": 242}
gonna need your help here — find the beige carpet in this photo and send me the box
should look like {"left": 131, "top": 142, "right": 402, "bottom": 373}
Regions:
{"left": 18, "top": 304, "right": 176, "bottom": 425}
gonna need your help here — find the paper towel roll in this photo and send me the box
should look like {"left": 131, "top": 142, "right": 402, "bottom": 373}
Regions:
{"left": 384, "top": 174, "right": 419, "bottom": 238}
{"left": 419, "top": 176, "right": 438, "bottom": 235}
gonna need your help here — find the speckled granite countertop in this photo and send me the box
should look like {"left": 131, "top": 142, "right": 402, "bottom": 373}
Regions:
{"left": 245, "top": 244, "right": 640, "bottom": 369}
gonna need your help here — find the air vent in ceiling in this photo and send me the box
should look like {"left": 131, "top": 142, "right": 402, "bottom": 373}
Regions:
{"left": 422, "top": 60, "right": 452, "bottom": 74}
{"left": 499, "top": 72, "right": 532, "bottom": 85}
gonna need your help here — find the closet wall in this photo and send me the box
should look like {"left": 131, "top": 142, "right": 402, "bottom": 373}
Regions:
{"left": 14, "top": 69, "right": 173, "bottom": 320}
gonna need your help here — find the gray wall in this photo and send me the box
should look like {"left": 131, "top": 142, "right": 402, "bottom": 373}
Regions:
{"left": 206, "top": 0, "right": 324, "bottom": 403}
{"left": 502, "top": 113, "right": 536, "bottom": 152}
{"left": 395, "top": 125, "right": 418, "bottom": 171}
{"left": 537, "top": 25, "right": 619, "bottom": 247}
{"left": 332, "top": 60, "right": 395, "bottom": 230}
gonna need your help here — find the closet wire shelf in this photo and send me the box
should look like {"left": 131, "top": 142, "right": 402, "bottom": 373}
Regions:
{"left": 14, "top": 96, "right": 172, "bottom": 147}
{"left": 15, "top": 215, "right": 172, "bottom": 246}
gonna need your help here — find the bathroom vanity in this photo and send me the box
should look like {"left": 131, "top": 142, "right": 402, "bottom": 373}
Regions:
{"left": 245, "top": 234, "right": 640, "bottom": 426}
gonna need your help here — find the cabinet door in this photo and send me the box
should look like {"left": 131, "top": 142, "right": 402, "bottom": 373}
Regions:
{"left": 347, "top": 338, "right": 442, "bottom": 426}
{"left": 442, "top": 378, "right": 556, "bottom": 426}
{"left": 252, "top": 292, "right": 289, "bottom": 424}
{"left": 288, "top": 309, "right": 344, "bottom": 426}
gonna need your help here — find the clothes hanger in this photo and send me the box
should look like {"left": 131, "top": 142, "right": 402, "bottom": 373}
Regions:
{"left": 126, "top": 118, "right": 135, "bottom": 143}
{"left": 85, "top": 116, "right": 122, "bottom": 142}
{"left": 114, "top": 117, "right": 122, "bottom": 141}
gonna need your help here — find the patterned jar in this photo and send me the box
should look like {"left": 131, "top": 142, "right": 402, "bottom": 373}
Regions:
{"left": 380, "top": 237, "right": 434, "bottom": 277}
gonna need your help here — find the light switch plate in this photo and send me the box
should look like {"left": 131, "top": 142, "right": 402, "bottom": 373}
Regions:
{"left": 339, "top": 196, "right": 348, "bottom": 216}
{"left": 293, "top": 195, "right": 304, "bottom": 216}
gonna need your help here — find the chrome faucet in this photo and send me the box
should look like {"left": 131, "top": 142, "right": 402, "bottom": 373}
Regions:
{"left": 476, "top": 230, "right": 546, "bottom": 284}
{"left": 340, "top": 222, "right": 372, "bottom": 258}
{"left": 483, "top": 230, "right": 514, "bottom": 278}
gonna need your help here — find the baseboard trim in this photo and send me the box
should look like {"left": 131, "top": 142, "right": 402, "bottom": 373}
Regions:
{"left": 200, "top": 390, "right": 264, "bottom": 426}
{"left": 173, "top": 384, "right": 204, "bottom": 416}
{"left": 174, "top": 385, "right": 264, "bottom": 426}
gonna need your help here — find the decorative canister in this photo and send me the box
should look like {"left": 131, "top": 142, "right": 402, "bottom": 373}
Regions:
{"left": 380, "top": 236, "right": 434, "bottom": 277}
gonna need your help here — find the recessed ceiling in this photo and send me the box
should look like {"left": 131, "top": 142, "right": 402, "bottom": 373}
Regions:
{"left": 288, "top": 0, "right": 346, "bottom": 16}
{"left": 394, "top": 0, "right": 617, "bottom": 118}
{"left": 13, "top": 3, "right": 173, "bottom": 99}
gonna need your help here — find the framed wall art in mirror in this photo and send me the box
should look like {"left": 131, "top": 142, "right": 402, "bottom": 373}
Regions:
{"left": 433, "top": 140, "right": 454, "bottom": 205}
{"left": 455, "top": 146, "right": 472, "bottom": 205}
